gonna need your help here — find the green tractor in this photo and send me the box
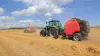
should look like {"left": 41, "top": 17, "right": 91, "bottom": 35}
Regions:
{"left": 40, "top": 20, "right": 64, "bottom": 39}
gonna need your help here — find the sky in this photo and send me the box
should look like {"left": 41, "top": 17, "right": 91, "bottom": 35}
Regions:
{"left": 0, "top": 0, "right": 100, "bottom": 28}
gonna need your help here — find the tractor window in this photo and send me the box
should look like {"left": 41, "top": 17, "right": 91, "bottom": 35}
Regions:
{"left": 58, "top": 22, "right": 62, "bottom": 26}
{"left": 49, "top": 22, "right": 53, "bottom": 26}
{"left": 49, "top": 21, "right": 61, "bottom": 26}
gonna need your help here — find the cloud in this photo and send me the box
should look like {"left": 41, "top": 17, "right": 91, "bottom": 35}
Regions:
{"left": 0, "top": 8, "right": 4, "bottom": 14}
{"left": 9, "top": 19, "right": 45, "bottom": 28}
{"left": 14, "top": 0, "right": 72, "bottom": 6}
{"left": 12, "top": 0, "right": 73, "bottom": 16}
{"left": 45, "top": 8, "right": 63, "bottom": 17}
{"left": 12, "top": 6, "right": 37, "bottom": 16}
{"left": 0, "top": 16, "right": 14, "bottom": 23}
{"left": 0, "top": 16, "right": 14, "bottom": 29}
{"left": 19, "top": 20, "right": 35, "bottom": 26}
{"left": 0, "top": 16, "right": 44, "bottom": 29}
{"left": 19, "top": 20, "right": 45, "bottom": 27}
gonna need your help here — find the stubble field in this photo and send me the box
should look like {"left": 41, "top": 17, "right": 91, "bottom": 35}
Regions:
{"left": 0, "top": 28, "right": 100, "bottom": 56}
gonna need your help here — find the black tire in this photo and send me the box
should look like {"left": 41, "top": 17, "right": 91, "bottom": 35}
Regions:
{"left": 73, "top": 33, "right": 83, "bottom": 41}
{"left": 45, "top": 30, "right": 49, "bottom": 36}
{"left": 49, "top": 28, "right": 59, "bottom": 39}
{"left": 40, "top": 29, "right": 46, "bottom": 37}
{"left": 61, "top": 32, "right": 67, "bottom": 39}
{"left": 24, "top": 30, "right": 28, "bottom": 33}
{"left": 62, "top": 32, "right": 66, "bottom": 37}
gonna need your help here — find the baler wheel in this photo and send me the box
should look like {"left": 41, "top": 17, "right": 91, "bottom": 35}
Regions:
{"left": 73, "top": 33, "right": 83, "bottom": 41}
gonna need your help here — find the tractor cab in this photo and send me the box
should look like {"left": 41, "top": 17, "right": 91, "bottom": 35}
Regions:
{"left": 47, "top": 20, "right": 62, "bottom": 27}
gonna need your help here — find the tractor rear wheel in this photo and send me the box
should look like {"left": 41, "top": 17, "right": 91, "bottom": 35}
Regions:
{"left": 49, "top": 28, "right": 59, "bottom": 39}
{"left": 73, "top": 33, "right": 83, "bottom": 41}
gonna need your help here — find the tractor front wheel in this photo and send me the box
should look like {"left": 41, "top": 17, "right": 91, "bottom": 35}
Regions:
{"left": 24, "top": 30, "right": 28, "bottom": 33}
{"left": 49, "top": 28, "right": 59, "bottom": 39}
{"left": 40, "top": 29, "right": 46, "bottom": 37}
{"left": 73, "top": 33, "right": 83, "bottom": 41}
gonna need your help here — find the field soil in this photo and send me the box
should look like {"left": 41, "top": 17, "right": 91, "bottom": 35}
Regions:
{"left": 0, "top": 28, "right": 100, "bottom": 56}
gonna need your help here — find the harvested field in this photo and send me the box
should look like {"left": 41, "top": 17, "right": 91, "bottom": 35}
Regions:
{"left": 0, "top": 28, "right": 100, "bottom": 56}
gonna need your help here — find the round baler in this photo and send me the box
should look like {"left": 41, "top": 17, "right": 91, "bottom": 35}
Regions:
{"left": 64, "top": 18, "right": 90, "bottom": 41}
{"left": 24, "top": 27, "right": 36, "bottom": 33}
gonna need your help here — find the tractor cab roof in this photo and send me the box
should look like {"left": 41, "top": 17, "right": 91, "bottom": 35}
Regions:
{"left": 49, "top": 20, "right": 60, "bottom": 22}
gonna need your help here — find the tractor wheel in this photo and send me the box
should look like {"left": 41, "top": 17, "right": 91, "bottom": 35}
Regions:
{"left": 49, "top": 28, "right": 59, "bottom": 39}
{"left": 62, "top": 32, "right": 66, "bottom": 37}
{"left": 73, "top": 33, "right": 83, "bottom": 41}
{"left": 61, "top": 32, "right": 68, "bottom": 39}
{"left": 40, "top": 29, "right": 46, "bottom": 37}
{"left": 24, "top": 30, "right": 28, "bottom": 33}
{"left": 45, "top": 30, "right": 49, "bottom": 36}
